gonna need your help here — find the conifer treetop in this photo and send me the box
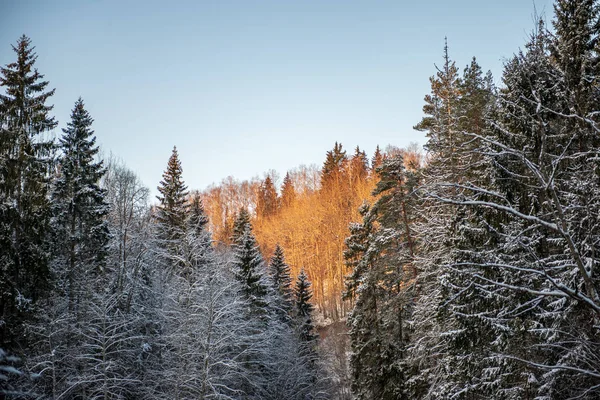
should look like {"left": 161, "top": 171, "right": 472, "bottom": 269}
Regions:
{"left": 156, "top": 146, "right": 189, "bottom": 239}
{"left": 269, "top": 244, "right": 293, "bottom": 301}
{"left": 0, "top": 35, "right": 56, "bottom": 134}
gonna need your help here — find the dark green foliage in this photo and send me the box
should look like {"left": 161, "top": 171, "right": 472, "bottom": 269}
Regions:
{"left": 188, "top": 191, "right": 209, "bottom": 235}
{"left": 345, "top": 154, "right": 417, "bottom": 400}
{"left": 343, "top": 202, "right": 375, "bottom": 302}
{"left": 233, "top": 224, "right": 268, "bottom": 308}
{"left": 0, "top": 35, "right": 56, "bottom": 347}
{"left": 294, "top": 269, "right": 317, "bottom": 344}
{"left": 51, "top": 98, "right": 109, "bottom": 309}
{"left": 269, "top": 244, "right": 293, "bottom": 308}
{"left": 371, "top": 145, "right": 383, "bottom": 171}
{"left": 156, "top": 146, "right": 189, "bottom": 243}
{"left": 232, "top": 206, "right": 252, "bottom": 243}
{"left": 414, "top": 38, "right": 461, "bottom": 182}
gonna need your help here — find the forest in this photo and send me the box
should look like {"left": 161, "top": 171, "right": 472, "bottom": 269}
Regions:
{"left": 2, "top": 0, "right": 600, "bottom": 399}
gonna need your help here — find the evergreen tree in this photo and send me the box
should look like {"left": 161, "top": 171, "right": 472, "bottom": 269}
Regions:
{"left": 269, "top": 244, "right": 293, "bottom": 308}
{"left": 343, "top": 201, "right": 375, "bottom": 302}
{"left": 188, "top": 191, "right": 209, "bottom": 235}
{"left": 233, "top": 224, "right": 268, "bottom": 308}
{"left": 155, "top": 146, "right": 189, "bottom": 257}
{"left": 280, "top": 172, "right": 296, "bottom": 208}
{"left": 371, "top": 145, "right": 383, "bottom": 171}
{"left": 232, "top": 206, "right": 252, "bottom": 243}
{"left": 257, "top": 176, "right": 278, "bottom": 218}
{"left": 51, "top": 98, "right": 109, "bottom": 310}
{"left": 406, "top": 43, "right": 497, "bottom": 398}
{"left": 552, "top": 0, "right": 599, "bottom": 116}
{"left": 414, "top": 38, "right": 461, "bottom": 182}
{"left": 345, "top": 154, "right": 418, "bottom": 400}
{"left": 0, "top": 35, "right": 57, "bottom": 347}
{"left": 294, "top": 269, "right": 317, "bottom": 344}
{"left": 348, "top": 146, "right": 369, "bottom": 185}
{"left": 320, "top": 141, "right": 347, "bottom": 190}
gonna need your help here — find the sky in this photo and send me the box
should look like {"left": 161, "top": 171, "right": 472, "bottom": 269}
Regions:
{"left": 1, "top": 0, "right": 554, "bottom": 197}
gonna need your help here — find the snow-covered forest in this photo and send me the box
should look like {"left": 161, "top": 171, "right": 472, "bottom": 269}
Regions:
{"left": 3, "top": 0, "right": 600, "bottom": 399}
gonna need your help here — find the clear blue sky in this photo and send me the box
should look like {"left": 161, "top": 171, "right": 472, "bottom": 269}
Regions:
{"left": 1, "top": 0, "right": 553, "bottom": 195}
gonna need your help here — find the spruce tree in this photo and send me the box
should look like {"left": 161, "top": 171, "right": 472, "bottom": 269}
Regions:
{"left": 231, "top": 206, "right": 251, "bottom": 243}
{"left": 156, "top": 146, "right": 189, "bottom": 247}
{"left": 233, "top": 224, "right": 268, "bottom": 308}
{"left": 413, "top": 38, "right": 461, "bottom": 182}
{"left": 348, "top": 146, "right": 368, "bottom": 185}
{"left": 320, "top": 141, "right": 347, "bottom": 190}
{"left": 407, "top": 43, "right": 497, "bottom": 398}
{"left": 257, "top": 176, "right": 278, "bottom": 218}
{"left": 371, "top": 145, "right": 383, "bottom": 171}
{"left": 294, "top": 269, "right": 317, "bottom": 344}
{"left": 343, "top": 201, "right": 375, "bottom": 302}
{"left": 269, "top": 244, "right": 293, "bottom": 308}
{"left": 51, "top": 98, "right": 109, "bottom": 309}
{"left": 345, "top": 154, "right": 417, "bottom": 400}
{"left": 280, "top": 172, "right": 296, "bottom": 208}
{"left": 0, "top": 35, "right": 56, "bottom": 346}
{"left": 188, "top": 191, "right": 209, "bottom": 235}
{"left": 552, "top": 0, "right": 598, "bottom": 116}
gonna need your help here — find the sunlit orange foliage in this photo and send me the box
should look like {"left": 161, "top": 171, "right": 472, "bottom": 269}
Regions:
{"left": 198, "top": 143, "right": 423, "bottom": 321}
{"left": 253, "top": 163, "right": 375, "bottom": 320}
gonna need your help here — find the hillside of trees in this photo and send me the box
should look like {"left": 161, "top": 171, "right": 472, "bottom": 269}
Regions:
{"left": 3, "top": 0, "right": 600, "bottom": 399}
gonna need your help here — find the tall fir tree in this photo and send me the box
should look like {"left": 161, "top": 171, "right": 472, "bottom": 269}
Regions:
{"left": 51, "top": 98, "right": 109, "bottom": 310}
{"left": 343, "top": 201, "right": 375, "bottom": 302}
{"left": 414, "top": 38, "right": 461, "bottom": 182}
{"left": 345, "top": 154, "right": 418, "bottom": 400}
{"left": 233, "top": 223, "right": 268, "bottom": 309}
{"left": 0, "top": 35, "right": 57, "bottom": 347}
{"left": 188, "top": 191, "right": 209, "bottom": 235}
{"left": 232, "top": 206, "right": 252, "bottom": 243}
{"left": 320, "top": 141, "right": 348, "bottom": 191}
{"left": 269, "top": 244, "right": 293, "bottom": 310}
{"left": 348, "top": 146, "right": 369, "bottom": 186}
{"left": 371, "top": 145, "right": 384, "bottom": 171}
{"left": 156, "top": 146, "right": 189, "bottom": 253}
{"left": 294, "top": 269, "right": 317, "bottom": 344}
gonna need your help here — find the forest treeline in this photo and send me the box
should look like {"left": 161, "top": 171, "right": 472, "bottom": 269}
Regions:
{"left": 0, "top": 38, "right": 329, "bottom": 399}
{"left": 198, "top": 142, "right": 421, "bottom": 321}
{"left": 3, "top": 0, "right": 600, "bottom": 399}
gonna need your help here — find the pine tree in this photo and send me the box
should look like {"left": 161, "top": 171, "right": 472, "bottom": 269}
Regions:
{"left": 348, "top": 146, "right": 369, "bottom": 186}
{"left": 232, "top": 206, "right": 252, "bottom": 244}
{"left": 320, "top": 142, "right": 347, "bottom": 191}
{"left": 269, "top": 244, "right": 293, "bottom": 309}
{"left": 156, "top": 146, "right": 189, "bottom": 251}
{"left": 188, "top": 191, "right": 209, "bottom": 235}
{"left": 414, "top": 38, "right": 461, "bottom": 182}
{"left": 406, "top": 42, "right": 499, "bottom": 398}
{"left": 51, "top": 98, "right": 109, "bottom": 310}
{"left": 371, "top": 145, "right": 383, "bottom": 171}
{"left": 294, "top": 269, "right": 317, "bottom": 344}
{"left": 233, "top": 224, "right": 268, "bottom": 308}
{"left": 552, "top": 0, "right": 598, "bottom": 116}
{"left": 0, "top": 35, "right": 57, "bottom": 347}
{"left": 343, "top": 201, "right": 375, "bottom": 302}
